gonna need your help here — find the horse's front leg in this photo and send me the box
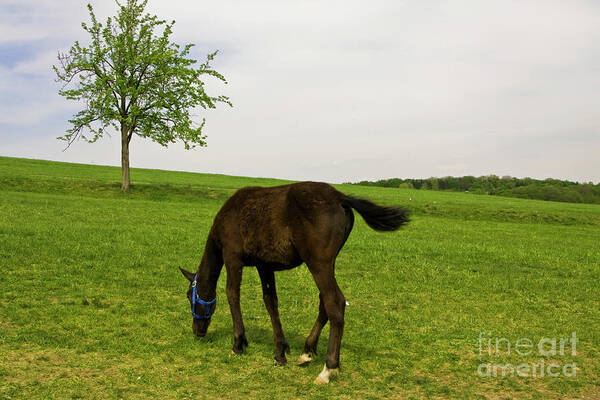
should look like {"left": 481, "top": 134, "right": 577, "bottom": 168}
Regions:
{"left": 225, "top": 260, "right": 248, "bottom": 354}
{"left": 257, "top": 266, "right": 290, "bottom": 365}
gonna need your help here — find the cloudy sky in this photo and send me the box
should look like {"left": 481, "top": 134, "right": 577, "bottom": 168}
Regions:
{"left": 1, "top": 0, "right": 599, "bottom": 183}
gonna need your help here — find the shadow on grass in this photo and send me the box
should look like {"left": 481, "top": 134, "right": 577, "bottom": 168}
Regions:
{"left": 205, "top": 325, "right": 377, "bottom": 364}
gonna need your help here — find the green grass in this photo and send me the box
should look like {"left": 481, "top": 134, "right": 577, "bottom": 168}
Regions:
{"left": 1, "top": 156, "right": 599, "bottom": 399}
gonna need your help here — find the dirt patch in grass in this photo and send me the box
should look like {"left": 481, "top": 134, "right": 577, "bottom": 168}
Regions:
{"left": 568, "top": 385, "right": 600, "bottom": 400}
{"left": 0, "top": 344, "right": 221, "bottom": 398}
{"left": 1, "top": 345, "right": 133, "bottom": 385}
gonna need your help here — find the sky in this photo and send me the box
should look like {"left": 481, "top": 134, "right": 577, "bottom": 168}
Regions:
{"left": 1, "top": 0, "right": 599, "bottom": 183}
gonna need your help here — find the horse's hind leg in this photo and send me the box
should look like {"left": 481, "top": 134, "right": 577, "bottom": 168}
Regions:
{"left": 225, "top": 257, "right": 248, "bottom": 354}
{"left": 257, "top": 266, "right": 290, "bottom": 365}
{"left": 306, "top": 262, "right": 346, "bottom": 384}
{"left": 298, "top": 293, "right": 327, "bottom": 365}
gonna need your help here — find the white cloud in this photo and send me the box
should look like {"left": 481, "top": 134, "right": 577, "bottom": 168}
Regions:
{"left": 1, "top": 0, "right": 599, "bottom": 182}
{"left": 13, "top": 50, "right": 58, "bottom": 76}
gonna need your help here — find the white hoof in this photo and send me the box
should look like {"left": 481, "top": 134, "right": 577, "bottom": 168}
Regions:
{"left": 314, "top": 363, "right": 339, "bottom": 384}
{"left": 297, "top": 353, "right": 312, "bottom": 365}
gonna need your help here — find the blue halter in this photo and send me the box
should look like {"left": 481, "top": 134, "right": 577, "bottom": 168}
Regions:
{"left": 191, "top": 274, "right": 216, "bottom": 320}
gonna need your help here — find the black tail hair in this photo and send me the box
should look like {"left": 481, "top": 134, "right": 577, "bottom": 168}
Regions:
{"left": 342, "top": 195, "right": 410, "bottom": 231}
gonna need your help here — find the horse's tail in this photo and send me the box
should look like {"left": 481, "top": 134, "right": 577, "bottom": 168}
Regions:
{"left": 342, "top": 195, "right": 410, "bottom": 232}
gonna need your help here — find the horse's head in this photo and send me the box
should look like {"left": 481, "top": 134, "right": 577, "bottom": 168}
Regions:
{"left": 179, "top": 267, "right": 217, "bottom": 337}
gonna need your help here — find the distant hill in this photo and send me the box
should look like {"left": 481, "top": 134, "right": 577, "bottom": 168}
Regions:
{"left": 350, "top": 175, "right": 600, "bottom": 204}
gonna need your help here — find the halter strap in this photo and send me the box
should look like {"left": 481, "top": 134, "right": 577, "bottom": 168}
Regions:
{"left": 191, "top": 274, "right": 216, "bottom": 320}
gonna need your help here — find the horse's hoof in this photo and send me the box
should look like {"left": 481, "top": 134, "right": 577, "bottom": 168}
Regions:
{"left": 273, "top": 342, "right": 289, "bottom": 365}
{"left": 274, "top": 355, "right": 288, "bottom": 366}
{"left": 232, "top": 335, "right": 248, "bottom": 354}
{"left": 314, "top": 376, "right": 328, "bottom": 385}
{"left": 313, "top": 364, "right": 338, "bottom": 385}
{"left": 297, "top": 353, "right": 312, "bottom": 365}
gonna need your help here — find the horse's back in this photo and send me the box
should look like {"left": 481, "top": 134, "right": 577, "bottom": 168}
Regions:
{"left": 212, "top": 182, "right": 350, "bottom": 268}
{"left": 212, "top": 184, "right": 297, "bottom": 267}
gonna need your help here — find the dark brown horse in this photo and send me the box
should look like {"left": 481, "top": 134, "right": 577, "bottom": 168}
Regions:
{"left": 179, "top": 181, "right": 409, "bottom": 384}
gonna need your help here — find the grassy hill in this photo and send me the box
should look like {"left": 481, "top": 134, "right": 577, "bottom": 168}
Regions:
{"left": 1, "top": 156, "right": 598, "bottom": 399}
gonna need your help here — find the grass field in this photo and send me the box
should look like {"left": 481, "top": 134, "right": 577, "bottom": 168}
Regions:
{"left": 1, "top": 156, "right": 599, "bottom": 399}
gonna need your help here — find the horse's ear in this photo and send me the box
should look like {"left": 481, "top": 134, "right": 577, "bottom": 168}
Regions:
{"left": 179, "top": 267, "right": 195, "bottom": 282}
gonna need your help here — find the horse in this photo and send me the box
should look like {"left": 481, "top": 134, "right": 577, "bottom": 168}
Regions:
{"left": 179, "top": 181, "right": 409, "bottom": 384}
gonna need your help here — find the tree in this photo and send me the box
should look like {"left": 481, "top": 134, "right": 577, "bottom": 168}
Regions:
{"left": 54, "top": 0, "right": 231, "bottom": 191}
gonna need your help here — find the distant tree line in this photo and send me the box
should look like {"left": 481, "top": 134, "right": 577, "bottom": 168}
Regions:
{"left": 350, "top": 175, "right": 600, "bottom": 204}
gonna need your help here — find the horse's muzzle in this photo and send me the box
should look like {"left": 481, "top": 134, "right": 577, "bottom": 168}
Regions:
{"left": 193, "top": 319, "right": 210, "bottom": 337}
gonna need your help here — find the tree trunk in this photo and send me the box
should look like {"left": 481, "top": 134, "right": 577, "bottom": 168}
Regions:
{"left": 121, "top": 122, "right": 131, "bottom": 192}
